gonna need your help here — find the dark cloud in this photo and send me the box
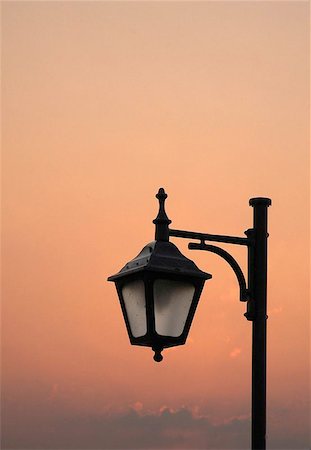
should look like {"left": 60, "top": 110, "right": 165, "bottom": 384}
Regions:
{"left": 3, "top": 405, "right": 250, "bottom": 449}
{"left": 2, "top": 403, "right": 309, "bottom": 449}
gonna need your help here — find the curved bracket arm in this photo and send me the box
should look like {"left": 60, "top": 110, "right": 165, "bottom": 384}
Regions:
{"left": 188, "top": 242, "right": 250, "bottom": 302}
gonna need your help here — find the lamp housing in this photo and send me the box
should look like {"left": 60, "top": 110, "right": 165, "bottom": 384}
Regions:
{"left": 108, "top": 240, "right": 212, "bottom": 361}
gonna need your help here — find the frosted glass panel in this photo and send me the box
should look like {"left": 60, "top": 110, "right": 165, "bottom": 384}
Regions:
{"left": 154, "top": 279, "right": 195, "bottom": 337}
{"left": 122, "top": 280, "right": 147, "bottom": 338}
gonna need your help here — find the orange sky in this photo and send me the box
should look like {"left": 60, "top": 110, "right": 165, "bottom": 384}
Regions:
{"left": 2, "top": 2, "right": 309, "bottom": 449}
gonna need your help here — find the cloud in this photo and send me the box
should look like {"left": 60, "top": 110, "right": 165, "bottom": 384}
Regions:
{"left": 268, "top": 306, "right": 283, "bottom": 316}
{"left": 2, "top": 405, "right": 250, "bottom": 449}
{"left": 131, "top": 401, "right": 143, "bottom": 412}
{"left": 3, "top": 401, "right": 309, "bottom": 449}
{"left": 230, "top": 347, "right": 242, "bottom": 358}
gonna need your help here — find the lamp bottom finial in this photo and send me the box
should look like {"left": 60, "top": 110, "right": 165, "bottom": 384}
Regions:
{"left": 153, "top": 347, "right": 163, "bottom": 362}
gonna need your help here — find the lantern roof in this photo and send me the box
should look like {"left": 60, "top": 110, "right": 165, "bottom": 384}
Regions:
{"left": 108, "top": 240, "right": 212, "bottom": 282}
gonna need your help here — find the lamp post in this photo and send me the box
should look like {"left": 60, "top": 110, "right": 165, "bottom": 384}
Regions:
{"left": 108, "top": 188, "right": 271, "bottom": 450}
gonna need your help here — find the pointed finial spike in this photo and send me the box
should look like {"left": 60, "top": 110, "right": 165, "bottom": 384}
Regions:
{"left": 156, "top": 187, "right": 167, "bottom": 200}
{"left": 153, "top": 188, "right": 171, "bottom": 241}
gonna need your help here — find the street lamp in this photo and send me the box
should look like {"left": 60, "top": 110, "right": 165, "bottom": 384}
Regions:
{"left": 107, "top": 189, "right": 212, "bottom": 362}
{"left": 108, "top": 188, "right": 271, "bottom": 450}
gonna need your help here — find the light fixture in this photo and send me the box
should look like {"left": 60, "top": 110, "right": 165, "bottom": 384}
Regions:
{"left": 108, "top": 189, "right": 211, "bottom": 361}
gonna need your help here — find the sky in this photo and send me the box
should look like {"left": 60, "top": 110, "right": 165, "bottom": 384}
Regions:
{"left": 1, "top": 1, "right": 310, "bottom": 449}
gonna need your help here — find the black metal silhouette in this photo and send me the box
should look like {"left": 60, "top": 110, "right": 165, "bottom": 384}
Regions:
{"left": 188, "top": 241, "right": 249, "bottom": 301}
{"left": 108, "top": 188, "right": 271, "bottom": 450}
{"left": 164, "top": 188, "right": 271, "bottom": 450}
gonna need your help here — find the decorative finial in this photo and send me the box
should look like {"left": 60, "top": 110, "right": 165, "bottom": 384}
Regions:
{"left": 153, "top": 347, "right": 164, "bottom": 362}
{"left": 153, "top": 188, "right": 171, "bottom": 241}
{"left": 156, "top": 188, "right": 167, "bottom": 202}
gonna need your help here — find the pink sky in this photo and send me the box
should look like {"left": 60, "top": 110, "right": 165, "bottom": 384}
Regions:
{"left": 2, "top": 2, "right": 309, "bottom": 449}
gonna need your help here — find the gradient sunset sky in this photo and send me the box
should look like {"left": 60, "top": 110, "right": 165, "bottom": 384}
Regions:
{"left": 2, "top": 1, "right": 310, "bottom": 449}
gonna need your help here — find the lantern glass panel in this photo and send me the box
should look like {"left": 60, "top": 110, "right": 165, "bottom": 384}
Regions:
{"left": 122, "top": 280, "right": 147, "bottom": 337}
{"left": 153, "top": 279, "right": 195, "bottom": 337}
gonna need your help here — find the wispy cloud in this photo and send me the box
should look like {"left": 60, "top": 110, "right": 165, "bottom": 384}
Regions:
{"left": 230, "top": 347, "right": 242, "bottom": 358}
{"left": 268, "top": 306, "right": 283, "bottom": 316}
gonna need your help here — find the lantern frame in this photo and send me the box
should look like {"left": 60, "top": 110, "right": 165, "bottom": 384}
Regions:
{"left": 108, "top": 239, "right": 211, "bottom": 360}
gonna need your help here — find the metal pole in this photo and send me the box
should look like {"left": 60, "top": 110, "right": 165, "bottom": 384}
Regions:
{"left": 249, "top": 198, "right": 271, "bottom": 450}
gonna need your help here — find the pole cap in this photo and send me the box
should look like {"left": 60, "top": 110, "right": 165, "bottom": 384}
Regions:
{"left": 249, "top": 197, "right": 272, "bottom": 207}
